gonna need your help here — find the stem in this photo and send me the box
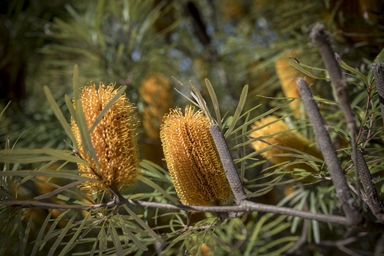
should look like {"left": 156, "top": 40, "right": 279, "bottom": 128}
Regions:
{"left": 297, "top": 78, "right": 362, "bottom": 225}
{"left": 3, "top": 198, "right": 384, "bottom": 232}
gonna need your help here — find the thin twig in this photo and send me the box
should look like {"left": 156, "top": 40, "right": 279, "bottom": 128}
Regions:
{"left": 285, "top": 219, "right": 309, "bottom": 255}
{"left": 310, "top": 23, "right": 362, "bottom": 211}
{"left": 297, "top": 78, "right": 362, "bottom": 225}
{"left": 3, "top": 198, "right": 384, "bottom": 232}
{"left": 320, "top": 232, "right": 368, "bottom": 246}
{"left": 34, "top": 181, "right": 84, "bottom": 200}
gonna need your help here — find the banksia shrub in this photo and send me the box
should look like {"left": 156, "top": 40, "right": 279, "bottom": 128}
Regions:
{"left": 250, "top": 116, "right": 323, "bottom": 179}
{"left": 160, "top": 106, "right": 232, "bottom": 206}
{"left": 71, "top": 83, "right": 140, "bottom": 192}
{"left": 275, "top": 49, "right": 313, "bottom": 115}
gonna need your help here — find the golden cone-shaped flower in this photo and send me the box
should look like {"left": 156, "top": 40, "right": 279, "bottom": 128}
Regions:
{"left": 160, "top": 106, "right": 232, "bottom": 206}
{"left": 275, "top": 49, "right": 313, "bottom": 115}
{"left": 72, "top": 83, "right": 140, "bottom": 192}
{"left": 139, "top": 73, "right": 172, "bottom": 165}
{"left": 250, "top": 116, "right": 323, "bottom": 179}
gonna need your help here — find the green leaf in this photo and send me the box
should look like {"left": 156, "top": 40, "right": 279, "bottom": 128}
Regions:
{"left": 75, "top": 98, "right": 100, "bottom": 170}
{"left": 257, "top": 236, "right": 299, "bottom": 254}
{"left": 205, "top": 79, "right": 222, "bottom": 130}
{"left": 245, "top": 215, "right": 267, "bottom": 256}
{"left": 59, "top": 213, "right": 90, "bottom": 256}
{"left": 337, "top": 56, "right": 368, "bottom": 86}
{"left": 289, "top": 60, "right": 327, "bottom": 80}
{"left": 225, "top": 85, "right": 248, "bottom": 138}
{"left": 0, "top": 148, "right": 88, "bottom": 166}
{"left": 40, "top": 209, "right": 71, "bottom": 250}
{"left": 44, "top": 86, "right": 77, "bottom": 148}
{"left": 89, "top": 85, "right": 127, "bottom": 133}
{"left": 141, "top": 160, "right": 172, "bottom": 184}
{"left": 229, "top": 99, "right": 294, "bottom": 136}
{"left": 231, "top": 114, "right": 291, "bottom": 141}
{"left": 117, "top": 215, "right": 148, "bottom": 251}
{"left": 110, "top": 223, "right": 124, "bottom": 256}
{"left": 73, "top": 65, "right": 80, "bottom": 102}
{"left": 0, "top": 211, "right": 19, "bottom": 255}
{"left": 0, "top": 170, "right": 100, "bottom": 182}
{"left": 0, "top": 101, "right": 11, "bottom": 120}
{"left": 34, "top": 180, "right": 84, "bottom": 200}
{"left": 122, "top": 205, "right": 162, "bottom": 243}
{"left": 20, "top": 210, "right": 33, "bottom": 256}
{"left": 48, "top": 212, "right": 78, "bottom": 256}
{"left": 140, "top": 176, "right": 179, "bottom": 204}
{"left": 310, "top": 192, "right": 320, "bottom": 244}
{"left": 31, "top": 211, "right": 52, "bottom": 256}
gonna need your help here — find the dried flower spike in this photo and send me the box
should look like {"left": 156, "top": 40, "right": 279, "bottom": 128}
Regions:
{"left": 160, "top": 106, "right": 232, "bottom": 206}
{"left": 275, "top": 49, "right": 313, "bottom": 115}
{"left": 250, "top": 116, "right": 323, "bottom": 179}
{"left": 72, "top": 82, "right": 140, "bottom": 192}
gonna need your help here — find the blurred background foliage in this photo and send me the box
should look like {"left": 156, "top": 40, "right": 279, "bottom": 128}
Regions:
{"left": 1, "top": 0, "right": 384, "bottom": 255}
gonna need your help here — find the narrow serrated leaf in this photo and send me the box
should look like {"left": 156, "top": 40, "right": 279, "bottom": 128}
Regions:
{"left": 205, "top": 79, "right": 222, "bottom": 130}
{"left": 20, "top": 210, "right": 33, "bottom": 256}
{"left": 122, "top": 205, "right": 162, "bottom": 243}
{"left": 48, "top": 212, "right": 78, "bottom": 256}
{"left": 140, "top": 176, "right": 179, "bottom": 204}
{"left": 31, "top": 211, "right": 52, "bottom": 256}
{"left": 245, "top": 215, "right": 267, "bottom": 256}
{"left": 110, "top": 223, "right": 124, "bottom": 256}
{"left": 40, "top": 209, "right": 71, "bottom": 250}
{"left": 59, "top": 212, "right": 90, "bottom": 256}
{"left": 225, "top": 85, "right": 248, "bottom": 138}
{"left": 89, "top": 85, "right": 127, "bottom": 133}
{"left": 44, "top": 86, "right": 77, "bottom": 147}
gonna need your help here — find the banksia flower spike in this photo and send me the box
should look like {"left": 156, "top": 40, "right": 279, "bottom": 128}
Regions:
{"left": 275, "top": 49, "right": 313, "bottom": 115}
{"left": 250, "top": 116, "right": 323, "bottom": 179}
{"left": 139, "top": 73, "right": 172, "bottom": 165}
{"left": 160, "top": 106, "right": 232, "bottom": 207}
{"left": 71, "top": 83, "right": 140, "bottom": 193}
{"left": 139, "top": 73, "right": 172, "bottom": 140}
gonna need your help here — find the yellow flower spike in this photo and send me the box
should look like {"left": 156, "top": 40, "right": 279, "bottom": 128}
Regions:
{"left": 139, "top": 73, "right": 172, "bottom": 166}
{"left": 72, "top": 82, "right": 140, "bottom": 193}
{"left": 160, "top": 106, "right": 232, "bottom": 207}
{"left": 275, "top": 49, "right": 313, "bottom": 115}
{"left": 250, "top": 116, "right": 323, "bottom": 181}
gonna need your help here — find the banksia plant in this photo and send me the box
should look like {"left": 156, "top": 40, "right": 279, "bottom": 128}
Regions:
{"left": 160, "top": 106, "right": 232, "bottom": 207}
{"left": 275, "top": 49, "right": 313, "bottom": 115}
{"left": 71, "top": 83, "right": 140, "bottom": 193}
{"left": 139, "top": 73, "right": 172, "bottom": 165}
{"left": 250, "top": 116, "right": 323, "bottom": 179}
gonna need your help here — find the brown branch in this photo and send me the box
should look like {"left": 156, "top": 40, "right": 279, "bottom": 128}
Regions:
{"left": 209, "top": 124, "right": 247, "bottom": 204}
{"left": 285, "top": 219, "right": 309, "bottom": 255}
{"left": 34, "top": 181, "right": 84, "bottom": 200}
{"left": 372, "top": 62, "right": 384, "bottom": 126}
{"left": 320, "top": 232, "right": 368, "bottom": 246}
{"left": 310, "top": 23, "right": 362, "bottom": 211}
{"left": 297, "top": 78, "right": 362, "bottom": 225}
{"left": 0, "top": 198, "right": 349, "bottom": 226}
{"left": 3, "top": 197, "right": 384, "bottom": 232}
